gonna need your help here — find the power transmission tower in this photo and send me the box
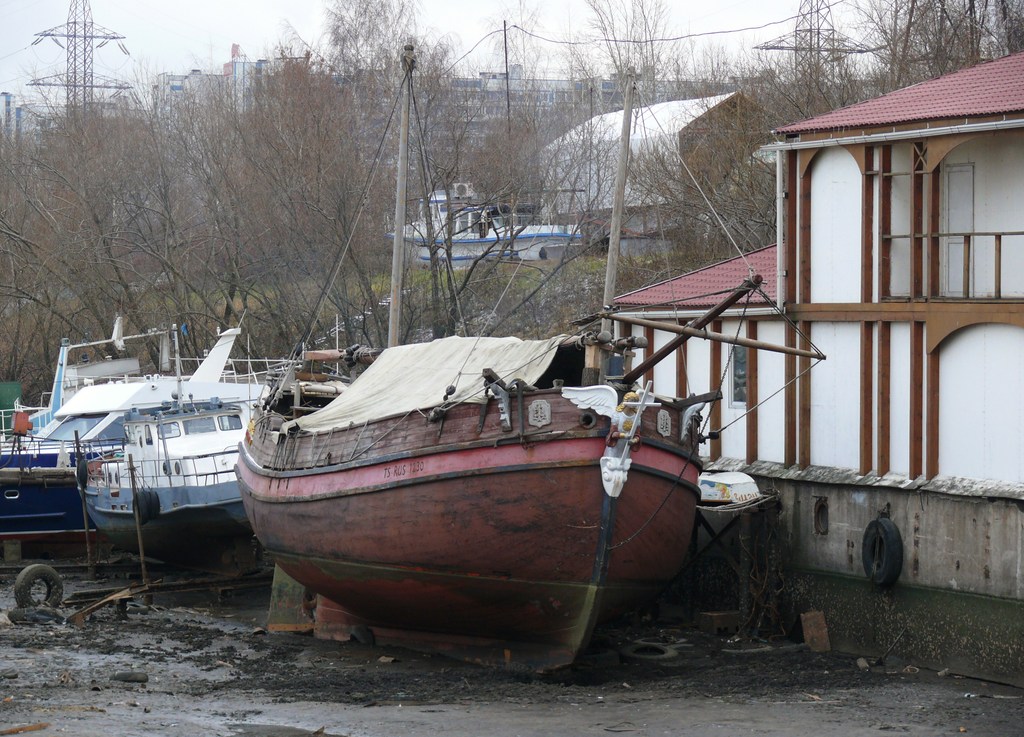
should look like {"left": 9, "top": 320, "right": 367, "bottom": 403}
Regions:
{"left": 30, "top": 0, "right": 130, "bottom": 115}
{"left": 756, "top": 0, "right": 874, "bottom": 106}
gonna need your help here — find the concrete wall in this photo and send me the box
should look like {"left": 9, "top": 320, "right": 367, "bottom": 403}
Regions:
{"left": 720, "top": 461, "right": 1024, "bottom": 686}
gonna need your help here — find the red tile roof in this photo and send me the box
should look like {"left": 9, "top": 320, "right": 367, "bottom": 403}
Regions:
{"left": 776, "top": 51, "right": 1024, "bottom": 135}
{"left": 615, "top": 245, "right": 777, "bottom": 309}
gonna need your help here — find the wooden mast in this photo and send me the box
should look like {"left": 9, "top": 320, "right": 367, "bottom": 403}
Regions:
{"left": 388, "top": 44, "right": 415, "bottom": 348}
{"left": 585, "top": 69, "right": 635, "bottom": 384}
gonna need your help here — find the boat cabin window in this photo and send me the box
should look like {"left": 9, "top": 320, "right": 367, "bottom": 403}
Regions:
{"left": 218, "top": 414, "right": 242, "bottom": 431}
{"left": 95, "top": 417, "right": 125, "bottom": 441}
{"left": 43, "top": 413, "right": 107, "bottom": 441}
{"left": 183, "top": 416, "right": 217, "bottom": 435}
{"left": 158, "top": 422, "right": 181, "bottom": 439}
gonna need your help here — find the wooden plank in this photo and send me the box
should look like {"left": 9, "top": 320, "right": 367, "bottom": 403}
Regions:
{"left": 879, "top": 145, "right": 892, "bottom": 299}
{"left": 785, "top": 324, "right": 797, "bottom": 467}
{"left": 926, "top": 347, "right": 940, "bottom": 479}
{"left": 995, "top": 234, "right": 1002, "bottom": 299}
{"left": 860, "top": 322, "right": 874, "bottom": 474}
{"left": 963, "top": 236, "right": 971, "bottom": 298}
{"left": 798, "top": 321, "right": 812, "bottom": 468}
{"left": 912, "top": 142, "right": 925, "bottom": 298}
{"left": 786, "top": 149, "right": 798, "bottom": 305}
{"left": 799, "top": 161, "right": 812, "bottom": 304}
{"left": 801, "top": 610, "right": 831, "bottom": 652}
{"left": 710, "top": 320, "right": 722, "bottom": 460}
{"left": 643, "top": 325, "right": 655, "bottom": 386}
{"left": 746, "top": 321, "right": 758, "bottom": 465}
{"left": 929, "top": 168, "right": 941, "bottom": 297}
{"left": 910, "top": 321, "right": 924, "bottom": 478}
{"left": 862, "top": 145, "right": 875, "bottom": 303}
{"left": 877, "top": 322, "right": 891, "bottom": 476}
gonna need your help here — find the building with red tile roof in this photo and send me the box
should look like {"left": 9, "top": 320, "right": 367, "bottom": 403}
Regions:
{"left": 615, "top": 245, "right": 777, "bottom": 309}
{"left": 776, "top": 50, "right": 1024, "bottom": 136}
{"left": 611, "top": 51, "right": 1024, "bottom": 688}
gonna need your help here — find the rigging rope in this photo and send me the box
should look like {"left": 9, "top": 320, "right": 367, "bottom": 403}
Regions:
{"left": 291, "top": 69, "right": 407, "bottom": 360}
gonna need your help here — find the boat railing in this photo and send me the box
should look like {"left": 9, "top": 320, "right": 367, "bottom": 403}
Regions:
{"left": 99, "top": 447, "right": 240, "bottom": 490}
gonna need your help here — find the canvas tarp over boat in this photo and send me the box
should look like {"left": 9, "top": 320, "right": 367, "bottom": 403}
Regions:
{"left": 287, "top": 335, "right": 567, "bottom": 433}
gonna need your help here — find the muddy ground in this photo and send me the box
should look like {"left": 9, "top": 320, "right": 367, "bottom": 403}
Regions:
{"left": 1, "top": 563, "right": 1022, "bottom": 737}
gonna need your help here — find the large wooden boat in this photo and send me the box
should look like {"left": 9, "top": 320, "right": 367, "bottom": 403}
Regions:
{"left": 237, "top": 334, "right": 710, "bottom": 669}
{"left": 235, "top": 51, "right": 815, "bottom": 670}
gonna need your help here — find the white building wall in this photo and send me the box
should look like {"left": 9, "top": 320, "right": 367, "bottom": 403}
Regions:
{"left": 939, "top": 324, "right": 1024, "bottom": 482}
{"left": 685, "top": 339, "right": 712, "bottom": 396}
{"left": 888, "top": 323, "right": 912, "bottom": 476}
{"left": 809, "top": 322, "right": 861, "bottom": 469}
{"left": 756, "top": 321, "right": 787, "bottom": 464}
{"left": 717, "top": 319, "right": 747, "bottom": 460}
{"left": 810, "top": 148, "right": 862, "bottom": 303}
{"left": 649, "top": 328, "right": 677, "bottom": 396}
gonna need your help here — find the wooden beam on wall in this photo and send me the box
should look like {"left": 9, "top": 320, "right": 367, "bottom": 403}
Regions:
{"left": 928, "top": 166, "right": 941, "bottom": 297}
{"left": 786, "top": 150, "right": 798, "bottom": 305}
{"left": 675, "top": 323, "right": 688, "bottom": 398}
{"left": 799, "top": 320, "right": 812, "bottom": 468}
{"left": 785, "top": 323, "right": 797, "bottom": 467}
{"left": 880, "top": 146, "right": 892, "bottom": 299}
{"left": 912, "top": 142, "right": 925, "bottom": 298}
{"left": 799, "top": 164, "right": 812, "bottom": 303}
{"left": 746, "top": 321, "right": 759, "bottom": 465}
{"left": 910, "top": 321, "right": 924, "bottom": 478}
{"left": 710, "top": 319, "right": 722, "bottom": 461}
{"left": 643, "top": 325, "right": 655, "bottom": 387}
{"left": 862, "top": 146, "right": 875, "bottom": 303}
{"left": 877, "top": 321, "right": 891, "bottom": 475}
{"left": 860, "top": 322, "right": 874, "bottom": 474}
{"left": 927, "top": 347, "right": 940, "bottom": 478}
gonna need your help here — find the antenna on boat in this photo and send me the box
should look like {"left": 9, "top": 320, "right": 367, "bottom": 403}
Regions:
{"left": 172, "top": 324, "right": 183, "bottom": 405}
{"left": 388, "top": 43, "right": 415, "bottom": 348}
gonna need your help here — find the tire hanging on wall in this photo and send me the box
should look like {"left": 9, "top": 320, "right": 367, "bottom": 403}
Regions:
{"left": 862, "top": 517, "right": 904, "bottom": 586}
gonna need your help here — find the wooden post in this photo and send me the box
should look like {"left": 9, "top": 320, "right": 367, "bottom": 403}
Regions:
{"left": 127, "top": 455, "right": 150, "bottom": 589}
{"left": 388, "top": 44, "right": 415, "bottom": 348}
{"left": 597, "top": 68, "right": 635, "bottom": 360}
{"left": 73, "top": 431, "right": 94, "bottom": 579}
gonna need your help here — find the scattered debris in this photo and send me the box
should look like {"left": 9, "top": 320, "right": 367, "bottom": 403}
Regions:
{"left": 110, "top": 671, "right": 148, "bottom": 684}
{"left": 800, "top": 611, "right": 831, "bottom": 653}
{"left": 0, "top": 725, "right": 50, "bottom": 736}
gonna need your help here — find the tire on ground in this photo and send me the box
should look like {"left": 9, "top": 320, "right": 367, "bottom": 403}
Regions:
{"left": 14, "top": 563, "right": 64, "bottom": 608}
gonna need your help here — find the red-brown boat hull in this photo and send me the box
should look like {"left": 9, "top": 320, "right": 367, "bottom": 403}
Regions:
{"left": 237, "top": 391, "right": 701, "bottom": 669}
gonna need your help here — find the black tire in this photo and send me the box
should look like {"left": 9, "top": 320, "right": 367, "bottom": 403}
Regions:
{"left": 14, "top": 563, "right": 64, "bottom": 608}
{"left": 618, "top": 641, "right": 679, "bottom": 662}
{"left": 76, "top": 458, "right": 88, "bottom": 490}
{"left": 862, "top": 517, "right": 904, "bottom": 586}
{"left": 136, "top": 489, "right": 160, "bottom": 525}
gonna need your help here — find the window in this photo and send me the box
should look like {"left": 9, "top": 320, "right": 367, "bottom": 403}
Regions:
{"left": 158, "top": 422, "right": 181, "bottom": 439}
{"left": 731, "top": 346, "right": 747, "bottom": 407}
{"left": 144, "top": 426, "right": 153, "bottom": 446}
{"left": 218, "top": 414, "right": 242, "bottom": 431}
{"left": 183, "top": 416, "right": 217, "bottom": 435}
{"left": 96, "top": 417, "right": 126, "bottom": 441}
{"left": 43, "top": 414, "right": 106, "bottom": 441}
